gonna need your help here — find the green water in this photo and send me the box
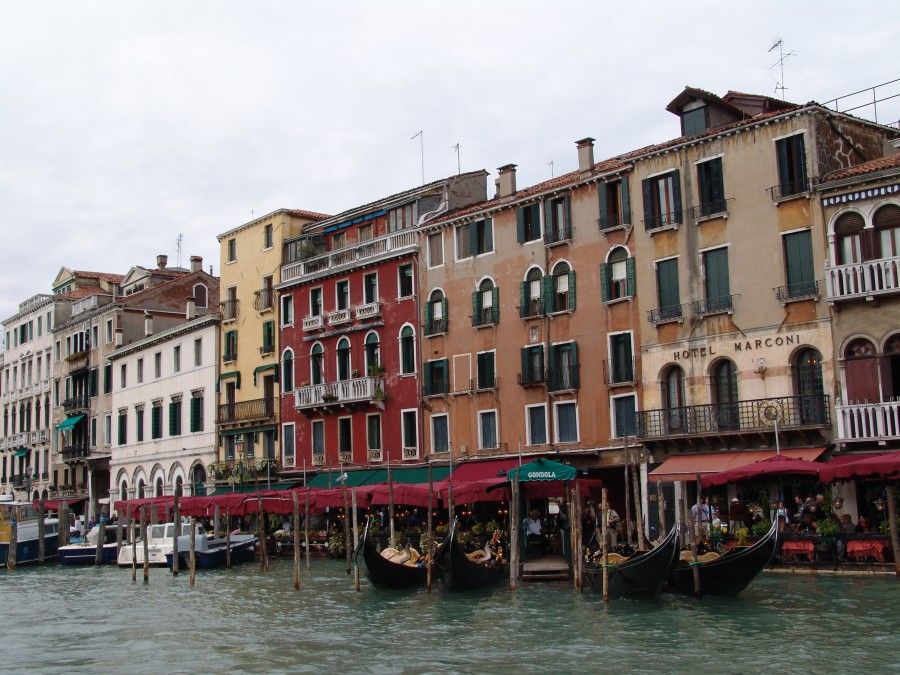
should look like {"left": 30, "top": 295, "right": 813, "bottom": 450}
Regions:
{"left": 1, "top": 560, "right": 897, "bottom": 674}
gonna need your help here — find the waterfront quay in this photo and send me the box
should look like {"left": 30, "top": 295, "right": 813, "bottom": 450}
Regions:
{"left": 1, "top": 560, "right": 898, "bottom": 674}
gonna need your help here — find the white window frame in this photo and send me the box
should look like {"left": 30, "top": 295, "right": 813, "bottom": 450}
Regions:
{"left": 427, "top": 231, "right": 444, "bottom": 268}
{"left": 430, "top": 413, "right": 449, "bottom": 454}
{"left": 553, "top": 400, "right": 579, "bottom": 444}
{"left": 335, "top": 337, "right": 352, "bottom": 380}
{"left": 335, "top": 278, "right": 351, "bottom": 312}
{"left": 365, "top": 412, "right": 382, "bottom": 453}
{"left": 397, "top": 264, "right": 414, "bottom": 299}
{"left": 607, "top": 330, "right": 635, "bottom": 382}
{"left": 337, "top": 415, "right": 353, "bottom": 457}
{"left": 309, "top": 286, "right": 324, "bottom": 317}
{"left": 398, "top": 323, "right": 416, "bottom": 376}
{"left": 525, "top": 403, "right": 548, "bottom": 446}
{"left": 311, "top": 419, "right": 325, "bottom": 457}
{"left": 282, "top": 422, "right": 296, "bottom": 468}
{"left": 478, "top": 408, "right": 498, "bottom": 450}
{"left": 401, "top": 408, "right": 418, "bottom": 456}
{"left": 281, "top": 294, "right": 294, "bottom": 326}
{"left": 362, "top": 271, "right": 379, "bottom": 305}
{"left": 609, "top": 392, "right": 638, "bottom": 439}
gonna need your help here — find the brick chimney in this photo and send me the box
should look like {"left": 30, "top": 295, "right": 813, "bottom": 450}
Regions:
{"left": 186, "top": 296, "right": 196, "bottom": 321}
{"left": 190, "top": 255, "right": 202, "bottom": 273}
{"left": 144, "top": 311, "right": 153, "bottom": 336}
{"left": 156, "top": 254, "right": 168, "bottom": 270}
{"left": 497, "top": 164, "right": 517, "bottom": 197}
{"left": 576, "top": 137, "right": 595, "bottom": 172}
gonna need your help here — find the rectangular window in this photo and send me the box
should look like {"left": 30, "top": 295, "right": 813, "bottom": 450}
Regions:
{"left": 608, "top": 333, "right": 634, "bottom": 384}
{"left": 455, "top": 223, "right": 472, "bottom": 260}
{"left": 555, "top": 402, "right": 578, "bottom": 443}
{"left": 516, "top": 203, "right": 541, "bottom": 242}
{"left": 281, "top": 294, "right": 294, "bottom": 325}
{"left": 224, "top": 331, "right": 238, "bottom": 362}
{"left": 367, "top": 414, "right": 382, "bottom": 453}
{"left": 655, "top": 258, "right": 681, "bottom": 321}
{"left": 476, "top": 351, "right": 495, "bottom": 390}
{"left": 224, "top": 435, "right": 236, "bottom": 460}
{"left": 173, "top": 345, "right": 181, "bottom": 373}
{"left": 262, "top": 321, "right": 275, "bottom": 354}
{"left": 117, "top": 412, "right": 127, "bottom": 445}
{"left": 90, "top": 417, "right": 97, "bottom": 446}
{"left": 227, "top": 238, "right": 236, "bottom": 262}
{"left": 598, "top": 178, "right": 631, "bottom": 229}
{"left": 388, "top": 203, "right": 418, "bottom": 232}
{"left": 697, "top": 157, "right": 726, "bottom": 216}
{"left": 549, "top": 342, "right": 579, "bottom": 391}
{"left": 194, "top": 338, "right": 202, "bottom": 366}
{"left": 103, "top": 364, "right": 112, "bottom": 394}
{"left": 136, "top": 408, "right": 144, "bottom": 442}
{"left": 519, "top": 346, "right": 545, "bottom": 386}
{"left": 544, "top": 196, "right": 571, "bottom": 244}
{"left": 190, "top": 395, "right": 204, "bottom": 433}
{"left": 331, "top": 232, "right": 346, "bottom": 250}
{"left": 137, "top": 358, "right": 144, "bottom": 384}
{"left": 424, "top": 359, "right": 449, "bottom": 396}
{"left": 682, "top": 105, "right": 708, "bottom": 135}
{"left": 91, "top": 325, "right": 98, "bottom": 348}
{"left": 120, "top": 364, "right": 127, "bottom": 389}
{"left": 642, "top": 170, "right": 682, "bottom": 230}
{"left": 363, "top": 273, "right": 378, "bottom": 304}
{"left": 783, "top": 230, "right": 816, "bottom": 298}
{"left": 473, "top": 218, "right": 493, "bottom": 255}
{"left": 402, "top": 410, "right": 417, "bottom": 455}
{"left": 263, "top": 223, "right": 273, "bottom": 249}
{"left": 310, "top": 288, "right": 323, "bottom": 316}
{"left": 428, "top": 233, "right": 444, "bottom": 267}
{"left": 336, "top": 280, "right": 350, "bottom": 311}
{"left": 526, "top": 404, "right": 547, "bottom": 445}
{"left": 282, "top": 423, "right": 295, "bottom": 467}
{"left": 154, "top": 352, "right": 162, "bottom": 378}
{"left": 169, "top": 400, "right": 182, "bottom": 436}
{"left": 245, "top": 431, "right": 256, "bottom": 458}
{"left": 478, "top": 410, "right": 498, "bottom": 450}
{"left": 775, "top": 134, "right": 808, "bottom": 197}
{"left": 358, "top": 223, "right": 373, "bottom": 242}
{"left": 431, "top": 414, "right": 449, "bottom": 453}
{"left": 702, "top": 248, "right": 732, "bottom": 313}
{"left": 612, "top": 395, "right": 637, "bottom": 438}
{"left": 338, "top": 417, "right": 352, "bottom": 456}
{"left": 398, "top": 264, "right": 413, "bottom": 298}
{"left": 151, "top": 404, "right": 162, "bottom": 440}
{"left": 105, "top": 319, "right": 113, "bottom": 344}
{"left": 312, "top": 420, "right": 325, "bottom": 457}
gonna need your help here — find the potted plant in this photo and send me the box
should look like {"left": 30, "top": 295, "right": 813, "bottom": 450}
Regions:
{"left": 327, "top": 531, "right": 346, "bottom": 557}
{"left": 878, "top": 520, "right": 891, "bottom": 536}
{"left": 369, "top": 363, "right": 386, "bottom": 376}
{"left": 209, "top": 461, "right": 230, "bottom": 481}
{"left": 734, "top": 527, "right": 750, "bottom": 547}
{"left": 351, "top": 368, "right": 360, "bottom": 378}
{"left": 373, "top": 387, "right": 385, "bottom": 402}
{"left": 751, "top": 519, "right": 772, "bottom": 539}
{"left": 322, "top": 393, "right": 338, "bottom": 403}
{"left": 435, "top": 524, "right": 449, "bottom": 537}
{"left": 816, "top": 517, "right": 840, "bottom": 560}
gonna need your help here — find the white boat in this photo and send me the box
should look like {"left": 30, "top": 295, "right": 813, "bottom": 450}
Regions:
{"left": 0, "top": 496, "right": 60, "bottom": 565}
{"left": 117, "top": 520, "right": 207, "bottom": 567}
{"left": 58, "top": 523, "right": 122, "bottom": 565}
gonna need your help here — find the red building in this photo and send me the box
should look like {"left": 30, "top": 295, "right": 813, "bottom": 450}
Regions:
{"left": 277, "top": 172, "right": 486, "bottom": 474}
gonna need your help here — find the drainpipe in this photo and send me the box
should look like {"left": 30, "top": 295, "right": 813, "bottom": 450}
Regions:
{"left": 541, "top": 199, "right": 555, "bottom": 447}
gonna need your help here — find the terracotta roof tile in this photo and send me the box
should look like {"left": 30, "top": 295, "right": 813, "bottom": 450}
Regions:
{"left": 58, "top": 286, "right": 106, "bottom": 300}
{"left": 72, "top": 271, "right": 124, "bottom": 283}
{"left": 286, "top": 209, "right": 331, "bottom": 221}
{"left": 822, "top": 153, "right": 900, "bottom": 181}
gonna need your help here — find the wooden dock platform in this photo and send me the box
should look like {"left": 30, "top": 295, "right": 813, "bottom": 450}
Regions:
{"left": 522, "top": 554, "right": 570, "bottom": 582}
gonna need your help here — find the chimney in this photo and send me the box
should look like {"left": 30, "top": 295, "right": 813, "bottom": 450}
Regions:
{"left": 144, "top": 311, "right": 153, "bottom": 336}
{"left": 114, "top": 328, "right": 124, "bottom": 347}
{"left": 497, "top": 164, "right": 517, "bottom": 197}
{"left": 576, "top": 137, "right": 595, "bottom": 172}
{"left": 886, "top": 137, "right": 900, "bottom": 156}
{"left": 156, "top": 254, "right": 168, "bottom": 270}
{"left": 186, "top": 296, "right": 196, "bottom": 321}
{"left": 190, "top": 255, "right": 202, "bottom": 273}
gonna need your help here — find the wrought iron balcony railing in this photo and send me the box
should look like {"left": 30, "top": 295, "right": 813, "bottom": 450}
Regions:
{"left": 217, "top": 397, "right": 276, "bottom": 424}
{"left": 635, "top": 394, "right": 830, "bottom": 439}
{"left": 643, "top": 209, "right": 683, "bottom": 232}
{"left": 768, "top": 176, "right": 813, "bottom": 201}
{"left": 424, "top": 317, "right": 447, "bottom": 337}
{"left": 598, "top": 209, "right": 632, "bottom": 231}
{"left": 63, "top": 396, "right": 91, "bottom": 414}
{"left": 519, "top": 297, "right": 544, "bottom": 319}
{"left": 775, "top": 280, "right": 821, "bottom": 303}
{"left": 604, "top": 358, "right": 635, "bottom": 386}
{"left": 472, "top": 306, "right": 498, "bottom": 328}
{"left": 61, "top": 444, "right": 91, "bottom": 462}
{"left": 221, "top": 299, "right": 239, "bottom": 321}
{"left": 544, "top": 224, "right": 573, "bottom": 246}
{"left": 253, "top": 288, "right": 274, "bottom": 311}
{"left": 547, "top": 365, "right": 580, "bottom": 392}
{"left": 692, "top": 294, "right": 734, "bottom": 316}
{"left": 517, "top": 368, "right": 547, "bottom": 388}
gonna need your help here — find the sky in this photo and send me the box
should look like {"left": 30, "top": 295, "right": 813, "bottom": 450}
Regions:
{"left": 1, "top": 0, "right": 898, "bottom": 329}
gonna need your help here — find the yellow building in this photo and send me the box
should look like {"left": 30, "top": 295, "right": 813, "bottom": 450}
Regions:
{"left": 215, "top": 209, "right": 327, "bottom": 484}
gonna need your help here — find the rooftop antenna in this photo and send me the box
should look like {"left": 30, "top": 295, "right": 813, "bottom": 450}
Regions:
{"left": 175, "top": 233, "right": 183, "bottom": 269}
{"left": 547, "top": 160, "right": 554, "bottom": 178}
{"left": 411, "top": 130, "right": 425, "bottom": 184}
{"left": 768, "top": 38, "right": 795, "bottom": 99}
{"left": 451, "top": 143, "right": 461, "bottom": 174}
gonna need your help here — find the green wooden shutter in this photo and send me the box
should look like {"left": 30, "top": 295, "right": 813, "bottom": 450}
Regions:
{"left": 657, "top": 258, "right": 680, "bottom": 310}
{"left": 704, "top": 248, "right": 731, "bottom": 300}
{"left": 424, "top": 300, "right": 432, "bottom": 333}
{"left": 563, "top": 195, "right": 571, "bottom": 237}
{"left": 598, "top": 182, "right": 609, "bottom": 229}
{"left": 570, "top": 342, "right": 579, "bottom": 388}
{"left": 642, "top": 178, "right": 654, "bottom": 230}
{"left": 709, "top": 158, "right": 724, "bottom": 206}
{"left": 543, "top": 200, "right": 553, "bottom": 243}
{"left": 441, "top": 298, "right": 448, "bottom": 330}
{"left": 671, "top": 169, "right": 683, "bottom": 224}
{"left": 118, "top": 415, "right": 126, "bottom": 445}
{"left": 625, "top": 257, "right": 636, "bottom": 297}
{"left": 792, "top": 135, "right": 807, "bottom": 188}
{"left": 152, "top": 406, "right": 161, "bottom": 439}
{"left": 492, "top": 287, "right": 499, "bottom": 323}
{"left": 484, "top": 218, "right": 493, "bottom": 252}
{"left": 784, "top": 230, "right": 814, "bottom": 288}
{"left": 620, "top": 175, "right": 631, "bottom": 224}
{"left": 519, "top": 281, "right": 527, "bottom": 317}
{"left": 189, "top": 397, "right": 199, "bottom": 432}
{"left": 776, "top": 139, "right": 791, "bottom": 192}
{"left": 471, "top": 291, "right": 479, "bottom": 326}
{"left": 424, "top": 362, "right": 433, "bottom": 395}
{"left": 516, "top": 207, "right": 526, "bottom": 243}
{"left": 599, "top": 263, "right": 611, "bottom": 302}
{"left": 520, "top": 348, "right": 530, "bottom": 383}
{"left": 168, "top": 402, "right": 177, "bottom": 436}
{"left": 441, "top": 359, "right": 449, "bottom": 393}
{"left": 542, "top": 275, "right": 553, "bottom": 314}
{"left": 469, "top": 220, "right": 478, "bottom": 256}
{"left": 567, "top": 270, "right": 577, "bottom": 311}
{"left": 486, "top": 352, "right": 494, "bottom": 387}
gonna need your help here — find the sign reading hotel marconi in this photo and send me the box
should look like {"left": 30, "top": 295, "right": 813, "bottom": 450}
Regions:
{"left": 671, "top": 333, "right": 802, "bottom": 361}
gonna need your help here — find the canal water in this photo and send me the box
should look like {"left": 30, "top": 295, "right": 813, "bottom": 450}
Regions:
{"left": 1, "top": 561, "right": 897, "bottom": 674}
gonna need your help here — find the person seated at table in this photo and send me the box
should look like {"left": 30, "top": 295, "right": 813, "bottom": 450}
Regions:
{"left": 856, "top": 515, "right": 870, "bottom": 533}
{"left": 839, "top": 513, "right": 856, "bottom": 535}
{"left": 728, "top": 498, "right": 748, "bottom": 529}
{"left": 792, "top": 496, "right": 806, "bottom": 522}
{"left": 798, "top": 513, "right": 816, "bottom": 533}
{"left": 524, "top": 510, "right": 546, "bottom": 556}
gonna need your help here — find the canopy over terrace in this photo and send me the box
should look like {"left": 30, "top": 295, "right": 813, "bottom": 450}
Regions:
{"left": 649, "top": 448, "right": 826, "bottom": 482}
{"left": 700, "top": 455, "right": 824, "bottom": 488}
{"left": 819, "top": 451, "right": 900, "bottom": 483}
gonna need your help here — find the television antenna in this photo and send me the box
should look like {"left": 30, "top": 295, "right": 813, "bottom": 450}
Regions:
{"left": 411, "top": 130, "right": 425, "bottom": 184}
{"left": 768, "top": 38, "right": 796, "bottom": 99}
{"left": 547, "top": 160, "right": 554, "bottom": 178}
{"left": 451, "top": 143, "right": 461, "bottom": 174}
{"left": 175, "top": 233, "right": 183, "bottom": 268}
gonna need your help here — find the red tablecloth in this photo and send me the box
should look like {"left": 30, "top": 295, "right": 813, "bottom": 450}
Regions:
{"left": 846, "top": 539, "right": 890, "bottom": 562}
{"left": 781, "top": 540, "right": 815, "bottom": 561}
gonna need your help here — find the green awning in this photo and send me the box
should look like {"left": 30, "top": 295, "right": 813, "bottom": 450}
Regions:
{"left": 219, "top": 371, "right": 241, "bottom": 388}
{"left": 56, "top": 414, "right": 85, "bottom": 431}
{"left": 507, "top": 458, "right": 578, "bottom": 482}
{"left": 306, "top": 469, "right": 381, "bottom": 488}
{"left": 253, "top": 364, "right": 278, "bottom": 386}
{"left": 211, "top": 481, "right": 297, "bottom": 496}
{"left": 305, "top": 466, "right": 451, "bottom": 488}
{"left": 14, "top": 447, "right": 30, "bottom": 458}
{"left": 220, "top": 424, "right": 276, "bottom": 438}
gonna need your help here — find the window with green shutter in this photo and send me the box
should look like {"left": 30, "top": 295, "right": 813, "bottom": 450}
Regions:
{"left": 602, "top": 248, "right": 634, "bottom": 302}
{"left": 425, "top": 290, "right": 446, "bottom": 335}
{"left": 520, "top": 268, "right": 544, "bottom": 318}
{"left": 642, "top": 170, "right": 682, "bottom": 230}
{"left": 151, "top": 405, "right": 162, "bottom": 440}
{"left": 655, "top": 257, "right": 682, "bottom": 321}
{"left": 782, "top": 230, "right": 817, "bottom": 299}
{"left": 190, "top": 395, "right": 203, "bottom": 432}
{"left": 224, "top": 330, "right": 238, "bottom": 362}
{"left": 136, "top": 408, "right": 144, "bottom": 442}
{"left": 701, "top": 248, "right": 732, "bottom": 314}
{"left": 697, "top": 157, "right": 726, "bottom": 216}
{"left": 262, "top": 321, "right": 275, "bottom": 354}
{"left": 544, "top": 195, "right": 572, "bottom": 244}
{"left": 598, "top": 177, "right": 631, "bottom": 229}
{"left": 517, "top": 204, "right": 541, "bottom": 243}
{"left": 169, "top": 400, "right": 182, "bottom": 436}
{"left": 117, "top": 412, "right": 127, "bottom": 445}
{"left": 424, "top": 359, "right": 449, "bottom": 395}
{"left": 608, "top": 333, "right": 634, "bottom": 384}
{"left": 612, "top": 395, "right": 637, "bottom": 438}
{"left": 472, "top": 280, "right": 498, "bottom": 327}
{"left": 477, "top": 351, "right": 495, "bottom": 390}
{"left": 549, "top": 262, "right": 574, "bottom": 312}
{"left": 549, "top": 342, "right": 579, "bottom": 391}
{"left": 775, "top": 134, "right": 808, "bottom": 197}
{"left": 103, "top": 364, "right": 112, "bottom": 394}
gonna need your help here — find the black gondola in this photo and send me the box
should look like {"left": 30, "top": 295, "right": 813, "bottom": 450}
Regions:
{"left": 584, "top": 525, "right": 679, "bottom": 599}
{"left": 355, "top": 519, "right": 441, "bottom": 589}
{"left": 668, "top": 520, "right": 779, "bottom": 596}
{"left": 436, "top": 520, "right": 507, "bottom": 591}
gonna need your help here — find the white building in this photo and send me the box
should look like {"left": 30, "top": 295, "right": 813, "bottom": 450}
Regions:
{"left": 1, "top": 293, "right": 72, "bottom": 499}
{"left": 108, "top": 313, "right": 219, "bottom": 503}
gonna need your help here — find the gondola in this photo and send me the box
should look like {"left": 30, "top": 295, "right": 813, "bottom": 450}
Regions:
{"left": 436, "top": 520, "right": 507, "bottom": 591}
{"left": 668, "top": 519, "right": 779, "bottom": 596}
{"left": 584, "top": 525, "right": 679, "bottom": 599}
{"left": 355, "top": 519, "right": 441, "bottom": 589}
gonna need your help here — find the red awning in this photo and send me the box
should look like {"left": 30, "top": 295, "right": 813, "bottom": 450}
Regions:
{"left": 450, "top": 458, "right": 521, "bottom": 482}
{"left": 366, "top": 483, "right": 436, "bottom": 508}
{"left": 700, "top": 455, "right": 823, "bottom": 488}
{"left": 443, "top": 477, "right": 510, "bottom": 504}
{"left": 650, "top": 448, "right": 826, "bottom": 482}
{"left": 34, "top": 497, "right": 86, "bottom": 511}
{"left": 819, "top": 451, "right": 900, "bottom": 483}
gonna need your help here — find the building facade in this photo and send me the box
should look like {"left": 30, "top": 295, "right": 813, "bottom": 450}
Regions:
{"left": 277, "top": 173, "right": 487, "bottom": 474}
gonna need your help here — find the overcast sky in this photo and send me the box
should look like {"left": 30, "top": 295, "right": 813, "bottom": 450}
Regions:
{"left": 1, "top": 0, "right": 898, "bottom": 328}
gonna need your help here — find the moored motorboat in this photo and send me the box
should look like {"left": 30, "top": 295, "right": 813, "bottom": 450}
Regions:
{"left": 0, "top": 497, "right": 60, "bottom": 565}
{"left": 117, "top": 520, "right": 207, "bottom": 567}
{"left": 584, "top": 526, "right": 679, "bottom": 599}
{"left": 668, "top": 520, "right": 779, "bottom": 596}
{"left": 436, "top": 520, "right": 507, "bottom": 591}
{"left": 165, "top": 533, "right": 258, "bottom": 570}
{"left": 58, "top": 524, "right": 120, "bottom": 565}
{"left": 355, "top": 519, "right": 438, "bottom": 589}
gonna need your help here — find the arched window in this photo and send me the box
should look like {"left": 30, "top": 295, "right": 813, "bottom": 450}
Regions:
{"left": 605, "top": 247, "right": 631, "bottom": 301}
{"left": 662, "top": 365, "right": 685, "bottom": 410}
{"left": 192, "top": 464, "right": 207, "bottom": 497}
{"left": 833, "top": 212, "right": 865, "bottom": 264}
{"left": 120, "top": 481, "right": 128, "bottom": 502}
{"left": 521, "top": 268, "right": 544, "bottom": 318}
{"left": 155, "top": 477, "right": 164, "bottom": 497}
{"left": 712, "top": 359, "right": 739, "bottom": 430}
{"left": 551, "top": 262, "right": 574, "bottom": 312}
{"left": 364, "top": 332, "right": 381, "bottom": 375}
{"left": 282, "top": 349, "right": 294, "bottom": 392}
{"left": 34, "top": 399, "right": 41, "bottom": 431}
{"left": 426, "top": 289, "right": 446, "bottom": 335}
{"left": 400, "top": 325, "right": 415, "bottom": 375}
{"left": 310, "top": 343, "right": 324, "bottom": 386}
{"left": 884, "top": 333, "right": 900, "bottom": 401}
{"left": 874, "top": 204, "right": 900, "bottom": 259}
{"left": 474, "top": 279, "right": 497, "bottom": 326}
{"left": 336, "top": 337, "right": 351, "bottom": 381}
{"left": 137, "top": 479, "right": 146, "bottom": 499}
{"left": 174, "top": 476, "right": 184, "bottom": 498}
{"left": 794, "top": 347, "right": 825, "bottom": 423}
{"left": 193, "top": 283, "right": 208, "bottom": 308}
{"left": 844, "top": 337, "right": 879, "bottom": 403}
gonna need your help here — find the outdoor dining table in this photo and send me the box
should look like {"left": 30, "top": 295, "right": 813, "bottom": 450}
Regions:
{"left": 781, "top": 539, "right": 816, "bottom": 561}
{"left": 846, "top": 538, "right": 891, "bottom": 562}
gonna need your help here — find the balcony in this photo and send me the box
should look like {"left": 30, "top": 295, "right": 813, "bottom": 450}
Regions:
{"left": 598, "top": 209, "right": 632, "bottom": 231}
{"left": 518, "top": 369, "right": 547, "bottom": 388}
{"left": 548, "top": 365, "right": 579, "bottom": 393}
{"left": 472, "top": 306, "right": 498, "bottom": 328}
{"left": 775, "top": 280, "right": 822, "bottom": 304}
{"left": 254, "top": 288, "right": 274, "bottom": 312}
{"left": 221, "top": 299, "right": 239, "bottom": 321}
{"left": 689, "top": 199, "right": 730, "bottom": 221}
{"left": 519, "top": 298, "right": 544, "bottom": 319}
{"left": 217, "top": 398, "right": 276, "bottom": 425}
{"left": 61, "top": 444, "right": 90, "bottom": 462}
{"left": 295, "top": 376, "right": 384, "bottom": 410}
{"left": 12, "top": 474, "right": 28, "bottom": 489}
{"left": 312, "top": 452, "right": 325, "bottom": 467}
{"left": 367, "top": 448, "right": 383, "bottom": 462}
{"left": 402, "top": 446, "right": 419, "bottom": 460}
{"left": 825, "top": 255, "right": 900, "bottom": 303}
{"left": 339, "top": 450, "right": 352, "bottom": 464}
{"left": 692, "top": 295, "right": 734, "bottom": 317}
{"left": 302, "top": 314, "right": 324, "bottom": 330}
{"left": 63, "top": 395, "right": 91, "bottom": 414}
{"left": 354, "top": 302, "right": 381, "bottom": 321}
{"left": 604, "top": 358, "right": 635, "bottom": 386}
{"left": 643, "top": 210, "right": 683, "bottom": 232}
{"left": 327, "top": 309, "right": 352, "bottom": 326}
{"left": 281, "top": 230, "right": 418, "bottom": 285}
{"left": 544, "top": 224, "right": 573, "bottom": 246}
{"left": 635, "top": 395, "right": 831, "bottom": 446}
{"left": 424, "top": 317, "right": 447, "bottom": 337}
{"left": 836, "top": 401, "right": 900, "bottom": 443}
{"left": 768, "top": 176, "right": 813, "bottom": 201}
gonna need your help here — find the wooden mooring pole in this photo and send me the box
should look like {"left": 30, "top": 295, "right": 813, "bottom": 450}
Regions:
{"left": 142, "top": 506, "right": 150, "bottom": 585}
{"left": 303, "top": 490, "right": 311, "bottom": 572}
{"left": 657, "top": 481, "right": 666, "bottom": 537}
{"left": 95, "top": 508, "right": 107, "bottom": 566}
{"left": 509, "top": 474, "right": 520, "bottom": 590}
{"left": 351, "top": 488, "right": 360, "bottom": 592}
{"left": 623, "top": 455, "right": 633, "bottom": 546}
{"left": 292, "top": 491, "right": 301, "bottom": 591}
{"left": 213, "top": 504, "right": 221, "bottom": 539}
{"left": 37, "top": 500, "right": 46, "bottom": 564}
{"left": 342, "top": 484, "right": 352, "bottom": 576}
{"left": 601, "top": 488, "right": 609, "bottom": 603}
{"left": 631, "top": 451, "right": 646, "bottom": 550}
{"left": 189, "top": 516, "right": 197, "bottom": 587}
{"left": 131, "top": 508, "right": 138, "bottom": 583}
{"left": 58, "top": 500, "right": 70, "bottom": 547}
{"left": 171, "top": 494, "right": 180, "bottom": 576}
{"left": 257, "top": 495, "right": 269, "bottom": 572}
{"left": 573, "top": 481, "right": 583, "bottom": 592}
{"left": 115, "top": 511, "right": 123, "bottom": 561}
{"left": 886, "top": 485, "right": 899, "bottom": 578}
{"left": 426, "top": 462, "right": 434, "bottom": 593}
{"left": 7, "top": 506, "right": 18, "bottom": 571}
